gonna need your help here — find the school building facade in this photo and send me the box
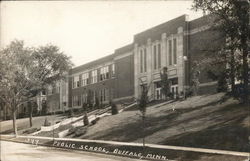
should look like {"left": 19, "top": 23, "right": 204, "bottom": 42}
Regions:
{"left": 45, "top": 14, "right": 223, "bottom": 112}
{"left": 67, "top": 44, "right": 134, "bottom": 109}
{"left": 133, "top": 14, "right": 223, "bottom": 100}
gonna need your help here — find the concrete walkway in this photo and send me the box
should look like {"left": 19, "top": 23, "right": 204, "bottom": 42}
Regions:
{"left": 1, "top": 140, "right": 150, "bottom": 161}
{"left": 1, "top": 134, "right": 249, "bottom": 157}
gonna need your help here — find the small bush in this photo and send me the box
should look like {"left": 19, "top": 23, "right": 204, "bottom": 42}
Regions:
{"left": 67, "top": 127, "right": 77, "bottom": 135}
{"left": 217, "top": 76, "right": 228, "bottom": 92}
{"left": 43, "top": 117, "right": 51, "bottom": 126}
{"left": 55, "top": 111, "right": 63, "bottom": 115}
{"left": 75, "top": 126, "right": 88, "bottom": 137}
{"left": 91, "top": 119, "right": 97, "bottom": 125}
{"left": 175, "top": 93, "right": 180, "bottom": 100}
{"left": 68, "top": 109, "right": 74, "bottom": 118}
{"left": 111, "top": 102, "right": 118, "bottom": 115}
{"left": 90, "top": 117, "right": 100, "bottom": 125}
{"left": 185, "top": 89, "right": 193, "bottom": 98}
{"left": 83, "top": 114, "right": 89, "bottom": 126}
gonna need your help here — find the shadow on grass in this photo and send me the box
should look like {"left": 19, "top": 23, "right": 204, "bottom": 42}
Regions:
{"left": 80, "top": 98, "right": 249, "bottom": 153}
{"left": 81, "top": 106, "right": 204, "bottom": 142}
{"left": 162, "top": 114, "right": 250, "bottom": 152}
{"left": 123, "top": 100, "right": 175, "bottom": 112}
{"left": 185, "top": 94, "right": 232, "bottom": 110}
{"left": 0, "top": 126, "right": 26, "bottom": 134}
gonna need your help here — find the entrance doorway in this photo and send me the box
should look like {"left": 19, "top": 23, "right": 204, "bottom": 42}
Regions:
{"left": 154, "top": 81, "right": 162, "bottom": 100}
{"left": 171, "top": 85, "right": 178, "bottom": 98}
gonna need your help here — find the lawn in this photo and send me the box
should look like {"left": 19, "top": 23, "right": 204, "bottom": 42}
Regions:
{"left": 2, "top": 92, "right": 249, "bottom": 154}
{"left": 78, "top": 93, "right": 249, "bottom": 152}
{"left": 0, "top": 114, "right": 67, "bottom": 135}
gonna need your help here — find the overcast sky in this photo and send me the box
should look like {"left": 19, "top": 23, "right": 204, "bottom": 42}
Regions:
{"left": 1, "top": 1, "right": 202, "bottom": 67}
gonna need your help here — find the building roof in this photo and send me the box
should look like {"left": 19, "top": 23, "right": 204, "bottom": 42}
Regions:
{"left": 134, "top": 14, "right": 189, "bottom": 45}
{"left": 114, "top": 43, "right": 134, "bottom": 55}
{"left": 70, "top": 43, "right": 134, "bottom": 75}
{"left": 70, "top": 54, "right": 115, "bottom": 74}
{"left": 188, "top": 14, "right": 217, "bottom": 30}
{"left": 70, "top": 14, "right": 215, "bottom": 75}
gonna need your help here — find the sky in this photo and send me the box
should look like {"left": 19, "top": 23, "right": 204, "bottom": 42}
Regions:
{"left": 1, "top": 1, "right": 203, "bottom": 67}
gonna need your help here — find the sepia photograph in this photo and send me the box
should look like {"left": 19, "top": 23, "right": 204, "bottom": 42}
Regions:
{"left": 0, "top": 0, "right": 249, "bottom": 161}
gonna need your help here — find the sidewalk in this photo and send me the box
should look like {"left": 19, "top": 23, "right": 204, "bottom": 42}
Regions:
{"left": 1, "top": 134, "right": 248, "bottom": 161}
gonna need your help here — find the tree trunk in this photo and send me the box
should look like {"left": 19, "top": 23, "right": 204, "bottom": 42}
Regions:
{"left": 230, "top": 49, "right": 235, "bottom": 94}
{"left": 4, "top": 105, "right": 7, "bottom": 120}
{"left": 28, "top": 101, "right": 33, "bottom": 127}
{"left": 239, "top": 2, "right": 249, "bottom": 104}
{"left": 12, "top": 110, "right": 18, "bottom": 136}
{"left": 142, "top": 113, "right": 145, "bottom": 147}
{"left": 242, "top": 44, "right": 249, "bottom": 104}
{"left": 29, "top": 111, "right": 33, "bottom": 127}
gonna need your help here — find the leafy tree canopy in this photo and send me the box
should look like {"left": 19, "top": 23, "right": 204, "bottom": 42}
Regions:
{"left": 0, "top": 40, "right": 73, "bottom": 110}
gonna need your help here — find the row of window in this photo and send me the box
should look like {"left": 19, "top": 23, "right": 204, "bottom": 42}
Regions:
{"left": 169, "top": 38, "right": 177, "bottom": 66}
{"left": 72, "top": 88, "right": 112, "bottom": 107}
{"left": 72, "top": 64, "right": 115, "bottom": 89}
{"left": 139, "top": 38, "right": 178, "bottom": 73}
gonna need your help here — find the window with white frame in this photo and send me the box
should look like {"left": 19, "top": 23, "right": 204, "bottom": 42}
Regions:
{"left": 72, "top": 75, "right": 80, "bottom": 88}
{"left": 139, "top": 48, "right": 147, "bottom": 73}
{"left": 100, "top": 89, "right": 108, "bottom": 102}
{"left": 158, "top": 43, "right": 161, "bottom": 68}
{"left": 168, "top": 40, "right": 172, "bottom": 65}
{"left": 91, "top": 70, "right": 97, "bottom": 84}
{"left": 72, "top": 95, "right": 80, "bottom": 106}
{"left": 168, "top": 38, "right": 177, "bottom": 66}
{"left": 93, "top": 91, "right": 96, "bottom": 105}
{"left": 153, "top": 43, "right": 161, "bottom": 70}
{"left": 56, "top": 83, "right": 60, "bottom": 93}
{"left": 82, "top": 92, "right": 87, "bottom": 104}
{"left": 105, "top": 88, "right": 109, "bottom": 102}
{"left": 100, "top": 66, "right": 109, "bottom": 81}
{"left": 153, "top": 45, "right": 157, "bottom": 69}
{"left": 173, "top": 38, "right": 177, "bottom": 64}
{"left": 47, "top": 85, "right": 53, "bottom": 95}
{"left": 81, "top": 73, "right": 89, "bottom": 86}
{"left": 41, "top": 90, "right": 46, "bottom": 96}
{"left": 100, "top": 89, "right": 104, "bottom": 102}
{"left": 111, "top": 64, "right": 115, "bottom": 77}
{"left": 62, "top": 96, "right": 67, "bottom": 107}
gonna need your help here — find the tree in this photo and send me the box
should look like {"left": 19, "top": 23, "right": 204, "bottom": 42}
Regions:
{"left": 110, "top": 101, "right": 118, "bottom": 115}
{"left": 27, "top": 101, "right": 33, "bottom": 127}
{"left": 0, "top": 40, "right": 73, "bottom": 135}
{"left": 191, "top": 61, "right": 201, "bottom": 96}
{"left": 192, "top": 0, "right": 249, "bottom": 103}
{"left": 41, "top": 100, "right": 48, "bottom": 115}
{"left": 160, "top": 67, "right": 171, "bottom": 100}
{"left": 95, "top": 95, "right": 100, "bottom": 109}
{"left": 217, "top": 70, "right": 229, "bottom": 92}
{"left": 137, "top": 79, "right": 152, "bottom": 147}
{"left": 82, "top": 103, "right": 89, "bottom": 126}
{"left": 87, "top": 90, "right": 93, "bottom": 108}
